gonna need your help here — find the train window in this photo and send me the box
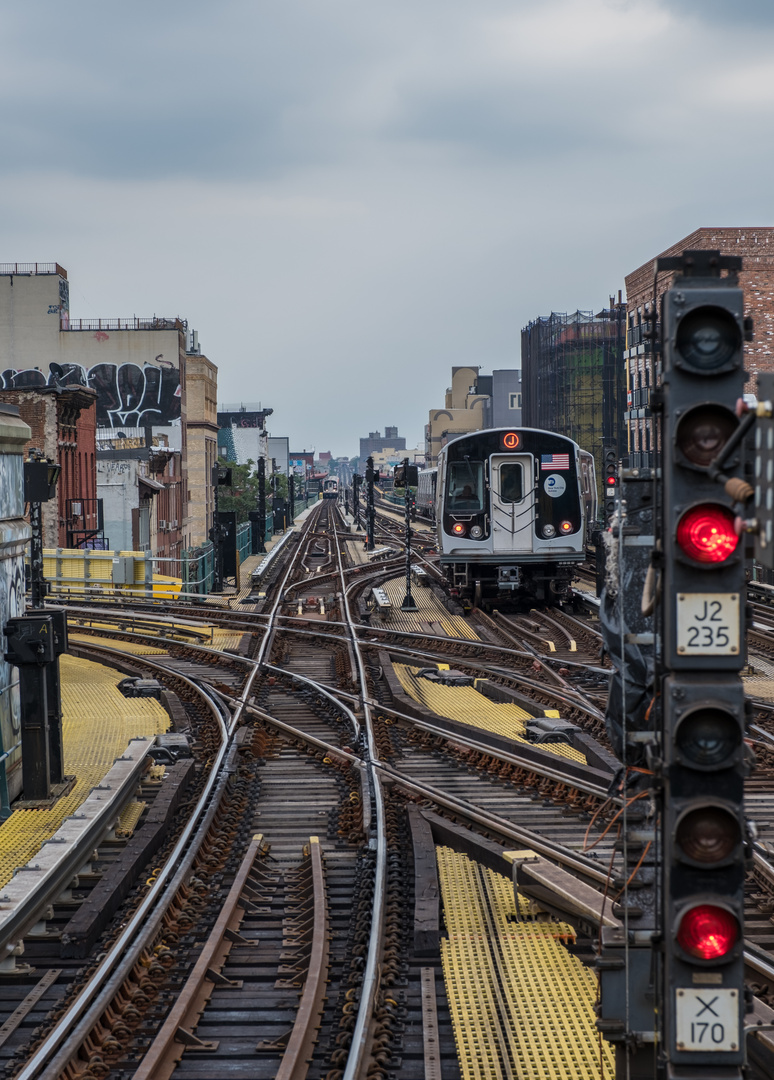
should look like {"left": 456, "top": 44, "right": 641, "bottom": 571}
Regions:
{"left": 448, "top": 462, "right": 484, "bottom": 511}
{"left": 499, "top": 463, "right": 523, "bottom": 503}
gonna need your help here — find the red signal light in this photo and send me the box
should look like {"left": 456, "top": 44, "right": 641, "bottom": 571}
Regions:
{"left": 559, "top": 520, "right": 573, "bottom": 533}
{"left": 676, "top": 504, "right": 739, "bottom": 563}
{"left": 606, "top": 476, "right": 616, "bottom": 486}
{"left": 676, "top": 904, "right": 739, "bottom": 960}
{"left": 452, "top": 522, "right": 467, "bottom": 536}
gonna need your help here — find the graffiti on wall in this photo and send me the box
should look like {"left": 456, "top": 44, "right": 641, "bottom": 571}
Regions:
{"left": 0, "top": 360, "right": 181, "bottom": 427}
{"left": 0, "top": 452, "right": 28, "bottom": 800}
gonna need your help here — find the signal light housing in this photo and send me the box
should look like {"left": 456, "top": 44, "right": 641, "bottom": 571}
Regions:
{"left": 674, "top": 704, "right": 742, "bottom": 770}
{"left": 603, "top": 446, "right": 618, "bottom": 518}
{"left": 674, "top": 305, "right": 743, "bottom": 374}
{"left": 674, "top": 804, "right": 741, "bottom": 866}
{"left": 675, "top": 503, "right": 739, "bottom": 563}
{"left": 658, "top": 253, "right": 748, "bottom": 1069}
{"left": 675, "top": 903, "right": 740, "bottom": 961}
{"left": 675, "top": 403, "right": 738, "bottom": 469}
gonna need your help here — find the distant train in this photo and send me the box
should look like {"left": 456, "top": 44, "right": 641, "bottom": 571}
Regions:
{"left": 322, "top": 477, "right": 339, "bottom": 500}
{"left": 434, "top": 428, "right": 596, "bottom": 605}
{"left": 415, "top": 468, "right": 438, "bottom": 520}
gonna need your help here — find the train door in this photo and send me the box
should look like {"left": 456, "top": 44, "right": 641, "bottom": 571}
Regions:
{"left": 490, "top": 455, "right": 533, "bottom": 553}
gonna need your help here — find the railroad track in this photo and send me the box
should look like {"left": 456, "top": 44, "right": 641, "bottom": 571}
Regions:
{"left": 5, "top": 502, "right": 774, "bottom": 1076}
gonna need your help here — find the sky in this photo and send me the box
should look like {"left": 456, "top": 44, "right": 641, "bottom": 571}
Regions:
{"left": 2, "top": 0, "right": 774, "bottom": 456}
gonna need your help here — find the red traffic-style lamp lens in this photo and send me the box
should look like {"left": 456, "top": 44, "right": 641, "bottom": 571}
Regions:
{"left": 559, "top": 520, "right": 573, "bottom": 533}
{"left": 676, "top": 504, "right": 739, "bottom": 563}
{"left": 676, "top": 904, "right": 739, "bottom": 960}
{"left": 452, "top": 522, "right": 467, "bottom": 536}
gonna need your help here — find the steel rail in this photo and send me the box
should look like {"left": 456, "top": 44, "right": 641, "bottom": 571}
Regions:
{"left": 133, "top": 831, "right": 268, "bottom": 1080}
{"left": 18, "top": 675, "right": 231, "bottom": 1080}
{"left": 275, "top": 837, "right": 330, "bottom": 1080}
{"left": 335, "top": 520, "right": 388, "bottom": 1080}
{"left": 18, "top": 502, "right": 326, "bottom": 1080}
{"left": 379, "top": 764, "right": 614, "bottom": 886}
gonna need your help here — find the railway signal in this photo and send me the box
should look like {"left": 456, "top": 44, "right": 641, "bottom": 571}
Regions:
{"left": 658, "top": 250, "right": 751, "bottom": 1078}
{"left": 603, "top": 446, "right": 618, "bottom": 518}
{"left": 365, "top": 456, "right": 376, "bottom": 551}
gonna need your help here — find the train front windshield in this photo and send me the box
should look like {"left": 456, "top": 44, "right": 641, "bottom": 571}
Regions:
{"left": 448, "top": 461, "right": 484, "bottom": 511}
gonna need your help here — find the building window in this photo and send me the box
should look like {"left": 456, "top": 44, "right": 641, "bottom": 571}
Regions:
{"left": 509, "top": 392, "right": 522, "bottom": 410}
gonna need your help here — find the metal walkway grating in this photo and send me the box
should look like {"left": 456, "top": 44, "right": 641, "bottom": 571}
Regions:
{"left": 393, "top": 663, "right": 586, "bottom": 764}
{"left": 0, "top": 655, "right": 169, "bottom": 889}
{"left": 438, "top": 847, "right": 614, "bottom": 1079}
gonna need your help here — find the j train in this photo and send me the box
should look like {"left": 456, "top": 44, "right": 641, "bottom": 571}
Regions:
{"left": 426, "top": 428, "right": 596, "bottom": 606}
{"left": 322, "top": 477, "right": 339, "bottom": 500}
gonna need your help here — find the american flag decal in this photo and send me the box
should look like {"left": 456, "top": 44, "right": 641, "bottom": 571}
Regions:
{"left": 541, "top": 453, "right": 570, "bottom": 470}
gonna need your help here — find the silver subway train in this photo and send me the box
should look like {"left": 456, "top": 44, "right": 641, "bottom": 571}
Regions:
{"left": 434, "top": 427, "right": 596, "bottom": 605}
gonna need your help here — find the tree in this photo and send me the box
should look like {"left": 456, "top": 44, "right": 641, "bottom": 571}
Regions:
{"left": 216, "top": 459, "right": 262, "bottom": 520}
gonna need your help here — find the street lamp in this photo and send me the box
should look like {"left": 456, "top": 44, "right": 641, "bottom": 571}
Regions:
{"left": 24, "top": 451, "right": 61, "bottom": 610}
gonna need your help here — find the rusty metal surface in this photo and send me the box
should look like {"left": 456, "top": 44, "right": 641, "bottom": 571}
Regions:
{"left": 133, "top": 832, "right": 268, "bottom": 1079}
{"left": 275, "top": 837, "right": 330, "bottom": 1080}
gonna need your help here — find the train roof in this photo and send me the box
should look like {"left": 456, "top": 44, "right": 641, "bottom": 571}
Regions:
{"left": 437, "top": 427, "right": 583, "bottom": 455}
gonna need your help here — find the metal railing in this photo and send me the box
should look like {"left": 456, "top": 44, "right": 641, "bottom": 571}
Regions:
{"left": 0, "top": 263, "right": 65, "bottom": 277}
{"left": 63, "top": 316, "right": 187, "bottom": 333}
{"left": 236, "top": 523, "right": 251, "bottom": 565}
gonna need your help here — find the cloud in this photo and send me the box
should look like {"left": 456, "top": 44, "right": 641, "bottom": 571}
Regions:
{"left": 2, "top": 0, "right": 774, "bottom": 454}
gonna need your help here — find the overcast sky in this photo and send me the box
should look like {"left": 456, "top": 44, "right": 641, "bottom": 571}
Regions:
{"left": 2, "top": 0, "right": 773, "bottom": 455}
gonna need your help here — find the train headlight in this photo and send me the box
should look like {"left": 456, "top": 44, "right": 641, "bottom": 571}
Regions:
{"left": 452, "top": 522, "right": 467, "bottom": 536}
{"left": 559, "top": 520, "right": 573, "bottom": 534}
{"left": 469, "top": 525, "right": 483, "bottom": 539}
{"left": 542, "top": 524, "right": 556, "bottom": 538}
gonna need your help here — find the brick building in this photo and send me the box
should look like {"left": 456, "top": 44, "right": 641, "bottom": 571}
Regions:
{"left": 624, "top": 227, "right": 774, "bottom": 467}
{"left": 0, "top": 385, "right": 98, "bottom": 547}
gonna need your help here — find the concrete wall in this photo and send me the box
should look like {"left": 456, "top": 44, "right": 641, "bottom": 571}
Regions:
{"left": 0, "top": 269, "right": 186, "bottom": 429}
{"left": 0, "top": 404, "right": 33, "bottom": 803}
{"left": 186, "top": 355, "right": 219, "bottom": 548}
{"left": 268, "top": 436, "right": 289, "bottom": 474}
{"left": 490, "top": 369, "right": 522, "bottom": 428}
{"left": 98, "top": 458, "right": 140, "bottom": 551}
{"left": 425, "top": 400, "right": 487, "bottom": 466}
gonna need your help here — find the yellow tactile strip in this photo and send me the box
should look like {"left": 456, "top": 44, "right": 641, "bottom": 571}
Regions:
{"left": 393, "top": 663, "right": 586, "bottom": 764}
{"left": 67, "top": 632, "right": 169, "bottom": 656}
{"left": 381, "top": 576, "right": 478, "bottom": 639}
{"left": 116, "top": 800, "right": 147, "bottom": 837}
{"left": 211, "top": 629, "right": 247, "bottom": 653}
{"left": 438, "top": 848, "right": 614, "bottom": 1079}
{"left": 0, "top": 655, "right": 170, "bottom": 889}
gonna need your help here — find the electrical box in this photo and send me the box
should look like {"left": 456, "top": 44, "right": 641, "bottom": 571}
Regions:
{"left": 112, "top": 556, "right": 135, "bottom": 585}
{"left": 4, "top": 615, "right": 56, "bottom": 666}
